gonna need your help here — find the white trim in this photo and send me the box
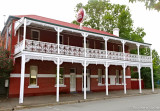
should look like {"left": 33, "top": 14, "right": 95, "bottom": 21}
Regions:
{"left": 76, "top": 75, "right": 82, "bottom": 78}
{"left": 10, "top": 74, "right": 30, "bottom": 77}
{"left": 90, "top": 75, "right": 98, "bottom": 78}
{"left": 64, "top": 75, "right": 70, "bottom": 78}
{"left": 37, "top": 74, "right": 56, "bottom": 78}
{"left": 28, "top": 85, "right": 39, "bottom": 88}
{"left": 55, "top": 84, "right": 66, "bottom": 87}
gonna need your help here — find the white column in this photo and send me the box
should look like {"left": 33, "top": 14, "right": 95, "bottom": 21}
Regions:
{"left": 84, "top": 60, "right": 87, "bottom": 99}
{"left": 138, "top": 64, "right": 142, "bottom": 93}
{"left": 19, "top": 54, "right": 25, "bottom": 103}
{"left": 22, "top": 18, "right": 26, "bottom": 51}
{"left": 57, "top": 29, "right": 60, "bottom": 54}
{"left": 122, "top": 41, "right": 126, "bottom": 60}
{"left": 6, "top": 27, "right": 9, "bottom": 49}
{"left": 137, "top": 44, "right": 140, "bottom": 61}
{"left": 105, "top": 63, "right": 109, "bottom": 95}
{"left": 81, "top": 33, "right": 88, "bottom": 57}
{"left": 104, "top": 38, "right": 108, "bottom": 58}
{"left": 123, "top": 64, "right": 126, "bottom": 94}
{"left": 151, "top": 65, "right": 154, "bottom": 92}
{"left": 56, "top": 58, "right": 60, "bottom": 102}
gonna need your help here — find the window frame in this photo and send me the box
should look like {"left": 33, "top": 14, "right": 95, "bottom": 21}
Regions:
{"left": 31, "top": 29, "right": 40, "bottom": 41}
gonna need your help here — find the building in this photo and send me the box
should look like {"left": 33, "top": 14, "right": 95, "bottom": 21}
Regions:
{"left": 1, "top": 15, "right": 154, "bottom": 104}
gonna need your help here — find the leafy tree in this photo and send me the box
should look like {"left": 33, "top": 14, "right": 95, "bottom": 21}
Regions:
{"left": 0, "top": 47, "right": 13, "bottom": 79}
{"left": 72, "top": 0, "right": 145, "bottom": 42}
{"left": 129, "top": 0, "right": 160, "bottom": 11}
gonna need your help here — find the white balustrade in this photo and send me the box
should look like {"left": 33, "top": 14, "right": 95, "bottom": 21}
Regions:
{"left": 140, "top": 55, "right": 152, "bottom": 63}
{"left": 14, "top": 40, "right": 23, "bottom": 54}
{"left": 14, "top": 39, "right": 151, "bottom": 63}
{"left": 25, "top": 39, "right": 58, "bottom": 54}
{"left": 59, "top": 44, "right": 84, "bottom": 57}
{"left": 107, "top": 51, "right": 124, "bottom": 60}
{"left": 125, "top": 53, "right": 139, "bottom": 62}
{"left": 86, "top": 48, "right": 106, "bottom": 59}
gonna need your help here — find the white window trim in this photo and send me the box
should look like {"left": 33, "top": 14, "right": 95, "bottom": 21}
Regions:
{"left": 116, "top": 70, "right": 120, "bottom": 84}
{"left": 98, "top": 69, "right": 103, "bottom": 84}
{"left": 31, "top": 29, "right": 40, "bottom": 41}
{"left": 98, "top": 83, "right": 105, "bottom": 86}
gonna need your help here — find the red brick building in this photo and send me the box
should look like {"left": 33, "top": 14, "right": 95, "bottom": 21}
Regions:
{"left": 1, "top": 15, "right": 154, "bottom": 104}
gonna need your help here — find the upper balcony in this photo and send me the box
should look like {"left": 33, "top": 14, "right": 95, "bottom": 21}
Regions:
{"left": 14, "top": 39, "right": 152, "bottom": 63}
{"left": 13, "top": 17, "right": 152, "bottom": 63}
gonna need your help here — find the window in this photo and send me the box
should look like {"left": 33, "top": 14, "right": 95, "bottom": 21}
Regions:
{"left": 118, "top": 45, "right": 122, "bottom": 52}
{"left": 82, "top": 69, "right": 90, "bottom": 74}
{"left": 94, "top": 41, "right": 96, "bottom": 49}
{"left": 60, "top": 35, "right": 63, "bottom": 44}
{"left": 121, "top": 70, "right": 124, "bottom": 84}
{"left": 30, "top": 66, "right": 38, "bottom": 85}
{"left": 113, "top": 45, "right": 115, "bottom": 51}
{"left": 56, "top": 67, "right": 64, "bottom": 84}
{"left": 31, "top": 30, "right": 40, "bottom": 41}
{"left": 100, "top": 42, "right": 105, "bottom": 50}
{"left": 98, "top": 69, "right": 103, "bottom": 84}
{"left": 116, "top": 70, "right": 120, "bottom": 84}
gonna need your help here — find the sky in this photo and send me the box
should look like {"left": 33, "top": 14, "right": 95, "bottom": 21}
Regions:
{"left": 0, "top": 0, "right": 160, "bottom": 54}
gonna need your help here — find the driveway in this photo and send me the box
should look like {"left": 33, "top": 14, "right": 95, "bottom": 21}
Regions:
{"left": 18, "top": 93, "right": 160, "bottom": 111}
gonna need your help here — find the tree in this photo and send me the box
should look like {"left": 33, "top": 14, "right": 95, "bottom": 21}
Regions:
{"left": 129, "top": 0, "right": 160, "bottom": 11}
{"left": 0, "top": 47, "right": 13, "bottom": 79}
{"left": 72, "top": 0, "right": 145, "bottom": 42}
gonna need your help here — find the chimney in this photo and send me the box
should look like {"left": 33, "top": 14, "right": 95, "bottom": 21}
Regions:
{"left": 113, "top": 28, "right": 120, "bottom": 37}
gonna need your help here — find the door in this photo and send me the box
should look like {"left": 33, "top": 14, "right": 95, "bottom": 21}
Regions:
{"left": 82, "top": 69, "right": 90, "bottom": 91}
{"left": 70, "top": 68, "right": 76, "bottom": 92}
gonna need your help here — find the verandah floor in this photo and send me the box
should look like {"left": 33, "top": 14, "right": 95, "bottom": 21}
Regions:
{"left": 0, "top": 89, "right": 159, "bottom": 111}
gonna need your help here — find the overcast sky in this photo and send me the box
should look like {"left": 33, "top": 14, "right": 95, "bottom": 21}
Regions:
{"left": 0, "top": 0, "right": 160, "bottom": 54}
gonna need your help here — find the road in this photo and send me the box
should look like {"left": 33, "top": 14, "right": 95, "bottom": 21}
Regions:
{"left": 18, "top": 94, "right": 160, "bottom": 111}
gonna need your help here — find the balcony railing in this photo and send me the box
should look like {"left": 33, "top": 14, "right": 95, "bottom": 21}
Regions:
{"left": 14, "top": 39, "right": 152, "bottom": 63}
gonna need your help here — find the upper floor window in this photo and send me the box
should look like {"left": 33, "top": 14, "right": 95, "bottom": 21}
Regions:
{"left": 31, "top": 29, "right": 40, "bottom": 41}
{"left": 100, "top": 42, "right": 105, "bottom": 50}
{"left": 118, "top": 45, "right": 122, "bottom": 52}
{"left": 60, "top": 35, "right": 63, "bottom": 44}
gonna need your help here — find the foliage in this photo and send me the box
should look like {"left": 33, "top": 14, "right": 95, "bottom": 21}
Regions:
{"left": 129, "top": 0, "right": 160, "bottom": 11}
{"left": 72, "top": 0, "right": 145, "bottom": 42}
{"left": 0, "top": 47, "right": 13, "bottom": 79}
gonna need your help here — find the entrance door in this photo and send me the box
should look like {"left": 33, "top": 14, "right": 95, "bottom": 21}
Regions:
{"left": 70, "top": 68, "right": 76, "bottom": 92}
{"left": 82, "top": 69, "right": 90, "bottom": 91}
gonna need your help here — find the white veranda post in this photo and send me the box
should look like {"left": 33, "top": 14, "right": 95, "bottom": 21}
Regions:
{"left": 123, "top": 64, "right": 126, "bottom": 94}
{"left": 138, "top": 64, "right": 142, "bottom": 93}
{"left": 55, "top": 27, "right": 63, "bottom": 54}
{"left": 84, "top": 61, "right": 87, "bottom": 99}
{"left": 122, "top": 41, "right": 126, "bottom": 60}
{"left": 19, "top": 54, "right": 26, "bottom": 103}
{"left": 105, "top": 63, "right": 109, "bottom": 95}
{"left": 56, "top": 58, "right": 60, "bottom": 102}
{"left": 137, "top": 44, "right": 140, "bottom": 61}
{"left": 151, "top": 64, "right": 154, "bottom": 92}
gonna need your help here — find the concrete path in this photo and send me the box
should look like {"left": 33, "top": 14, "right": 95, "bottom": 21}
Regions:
{"left": 19, "top": 93, "right": 160, "bottom": 111}
{"left": 0, "top": 89, "right": 159, "bottom": 111}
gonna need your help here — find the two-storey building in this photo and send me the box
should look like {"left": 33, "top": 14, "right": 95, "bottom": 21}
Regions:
{"left": 1, "top": 15, "right": 154, "bottom": 104}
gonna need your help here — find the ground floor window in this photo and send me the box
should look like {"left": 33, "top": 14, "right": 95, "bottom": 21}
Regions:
{"left": 116, "top": 70, "right": 120, "bottom": 84}
{"left": 98, "top": 69, "right": 103, "bottom": 84}
{"left": 56, "top": 67, "right": 64, "bottom": 84}
{"left": 30, "top": 66, "right": 38, "bottom": 85}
